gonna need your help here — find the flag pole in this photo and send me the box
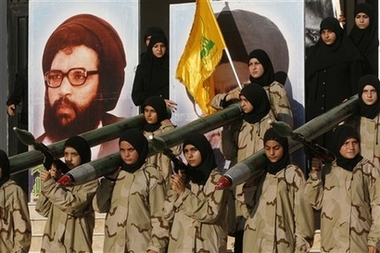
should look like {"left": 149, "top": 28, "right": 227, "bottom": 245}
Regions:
{"left": 224, "top": 48, "right": 243, "bottom": 89}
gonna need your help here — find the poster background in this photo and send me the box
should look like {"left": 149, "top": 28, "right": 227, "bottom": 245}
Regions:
{"left": 170, "top": 0, "right": 304, "bottom": 128}
{"left": 29, "top": 0, "right": 140, "bottom": 145}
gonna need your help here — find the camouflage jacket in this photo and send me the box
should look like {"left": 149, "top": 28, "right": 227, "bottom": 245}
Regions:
{"left": 0, "top": 180, "right": 31, "bottom": 253}
{"left": 93, "top": 165, "right": 169, "bottom": 253}
{"left": 359, "top": 115, "right": 380, "bottom": 168}
{"left": 236, "top": 165, "right": 315, "bottom": 253}
{"left": 144, "top": 119, "right": 182, "bottom": 188}
{"left": 164, "top": 169, "right": 228, "bottom": 253}
{"left": 35, "top": 178, "right": 98, "bottom": 253}
{"left": 305, "top": 158, "right": 380, "bottom": 252}
{"left": 211, "top": 81, "right": 294, "bottom": 128}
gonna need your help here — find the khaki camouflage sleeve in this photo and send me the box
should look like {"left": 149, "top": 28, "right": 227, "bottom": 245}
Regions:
{"left": 304, "top": 171, "right": 323, "bottom": 210}
{"left": 175, "top": 174, "right": 227, "bottom": 223}
{"left": 12, "top": 187, "right": 31, "bottom": 253}
{"left": 41, "top": 178, "right": 98, "bottom": 216}
{"left": 269, "top": 83, "right": 294, "bottom": 129}
{"left": 148, "top": 176, "right": 169, "bottom": 253}
{"left": 92, "top": 177, "right": 115, "bottom": 213}
{"left": 367, "top": 176, "right": 380, "bottom": 250}
{"left": 211, "top": 92, "right": 228, "bottom": 110}
{"left": 35, "top": 182, "right": 52, "bottom": 217}
{"left": 294, "top": 172, "right": 315, "bottom": 253}
{"left": 235, "top": 183, "right": 258, "bottom": 219}
{"left": 163, "top": 189, "right": 179, "bottom": 221}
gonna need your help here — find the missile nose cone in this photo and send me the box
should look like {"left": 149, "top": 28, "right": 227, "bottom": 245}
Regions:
{"left": 13, "top": 127, "right": 37, "bottom": 146}
{"left": 57, "top": 174, "right": 73, "bottom": 186}
{"left": 270, "top": 121, "right": 293, "bottom": 137}
{"left": 215, "top": 176, "right": 232, "bottom": 190}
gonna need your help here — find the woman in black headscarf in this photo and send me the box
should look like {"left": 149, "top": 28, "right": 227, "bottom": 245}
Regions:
{"left": 305, "top": 17, "right": 363, "bottom": 150}
{"left": 132, "top": 35, "right": 177, "bottom": 112}
{"left": 0, "top": 149, "right": 31, "bottom": 252}
{"left": 349, "top": 2, "right": 379, "bottom": 75}
{"left": 212, "top": 49, "right": 293, "bottom": 128}
{"left": 237, "top": 128, "right": 314, "bottom": 252}
{"left": 165, "top": 132, "right": 228, "bottom": 252}
{"left": 305, "top": 124, "right": 380, "bottom": 252}
{"left": 93, "top": 128, "right": 169, "bottom": 252}
{"left": 356, "top": 74, "right": 380, "bottom": 167}
{"left": 141, "top": 96, "right": 181, "bottom": 186}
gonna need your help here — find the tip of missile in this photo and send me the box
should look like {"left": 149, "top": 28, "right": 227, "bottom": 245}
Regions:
{"left": 13, "top": 127, "right": 17, "bottom": 130}
{"left": 57, "top": 174, "right": 72, "bottom": 186}
{"left": 215, "top": 176, "right": 231, "bottom": 190}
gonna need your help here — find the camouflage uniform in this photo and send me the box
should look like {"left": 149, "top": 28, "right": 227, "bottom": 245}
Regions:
{"left": 144, "top": 119, "right": 182, "bottom": 187}
{"left": 359, "top": 115, "right": 380, "bottom": 167}
{"left": 211, "top": 81, "right": 293, "bottom": 128}
{"left": 236, "top": 165, "right": 314, "bottom": 253}
{"left": 305, "top": 159, "right": 380, "bottom": 252}
{"left": 228, "top": 113, "right": 276, "bottom": 235}
{"left": 93, "top": 165, "right": 169, "bottom": 253}
{"left": 0, "top": 180, "right": 31, "bottom": 253}
{"left": 164, "top": 169, "right": 228, "bottom": 253}
{"left": 35, "top": 178, "right": 98, "bottom": 253}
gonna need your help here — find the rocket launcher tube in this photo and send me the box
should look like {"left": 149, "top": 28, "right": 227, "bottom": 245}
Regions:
{"left": 215, "top": 95, "right": 359, "bottom": 190}
{"left": 58, "top": 103, "right": 244, "bottom": 186}
{"left": 10, "top": 114, "right": 145, "bottom": 175}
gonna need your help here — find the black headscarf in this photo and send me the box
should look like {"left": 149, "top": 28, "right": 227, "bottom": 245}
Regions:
{"left": 142, "top": 96, "right": 169, "bottom": 132}
{"left": 307, "top": 17, "right": 363, "bottom": 79}
{"left": 349, "top": 3, "right": 379, "bottom": 74}
{"left": 248, "top": 49, "right": 275, "bottom": 86}
{"left": 332, "top": 125, "right": 362, "bottom": 171}
{"left": 358, "top": 74, "right": 380, "bottom": 119}
{"left": 119, "top": 129, "right": 149, "bottom": 173}
{"left": 0, "top": 150, "right": 10, "bottom": 187}
{"left": 240, "top": 83, "right": 271, "bottom": 124}
{"left": 263, "top": 128, "right": 290, "bottom": 175}
{"left": 64, "top": 136, "right": 91, "bottom": 165}
{"left": 143, "top": 26, "right": 166, "bottom": 44}
{"left": 141, "top": 35, "right": 169, "bottom": 97}
{"left": 183, "top": 133, "right": 216, "bottom": 185}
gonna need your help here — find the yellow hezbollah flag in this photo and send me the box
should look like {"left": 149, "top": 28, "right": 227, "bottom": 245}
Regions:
{"left": 175, "top": 0, "right": 226, "bottom": 115}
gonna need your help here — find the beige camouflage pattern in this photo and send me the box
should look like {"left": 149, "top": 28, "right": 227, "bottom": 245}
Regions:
{"left": 305, "top": 159, "right": 380, "bottom": 252}
{"left": 163, "top": 169, "right": 228, "bottom": 253}
{"left": 359, "top": 115, "right": 380, "bottom": 168}
{"left": 93, "top": 165, "right": 169, "bottom": 253}
{"left": 228, "top": 113, "right": 276, "bottom": 233}
{"left": 0, "top": 180, "right": 31, "bottom": 253}
{"left": 236, "top": 165, "right": 314, "bottom": 253}
{"left": 144, "top": 119, "right": 182, "bottom": 187}
{"left": 211, "top": 81, "right": 293, "bottom": 128}
{"left": 35, "top": 178, "right": 98, "bottom": 253}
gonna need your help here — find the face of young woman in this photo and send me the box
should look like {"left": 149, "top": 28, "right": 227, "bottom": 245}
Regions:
{"left": 361, "top": 84, "right": 378, "bottom": 106}
{"left": 355, "top": 12, "right": 370, "bottom": 30}
{"left": 339, "top": 138, "right": 360, "bottom": 159}
{"left": 240, "top": 95, "right": 254, "bottom": 114}
{"left": 320, "top": 29, "right": 337, "bottom": 45}
{"left": 152, "top": 42, "right": 166, "bottom": 58}
{"left": 119, "top": 141, "right": 139, "bottom": 165}
{"left": 183, "top": 144, "right": 202, "bottom": 167}
{"left": 248, "top": 58, "right": 265, "bottom": 79}
{"left": 264, "top": 140, "right": 284, "bottom": 163}
{"left": 144, "top": 105, "right": 158, "bottom": 124}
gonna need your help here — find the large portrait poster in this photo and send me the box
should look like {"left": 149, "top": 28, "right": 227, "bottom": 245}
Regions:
{"left": 170, "top": 0, "right": 304, "bottom": 126}
{"left": 29, "top": 0, "right": 139, "bottom": 199}
{"left": 170, "top": 0, "right": 304, "bottom": 170}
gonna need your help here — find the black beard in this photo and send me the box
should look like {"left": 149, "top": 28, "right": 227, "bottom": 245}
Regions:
{"left": 43, "top": 96, "right": 103, "bottom": 142}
